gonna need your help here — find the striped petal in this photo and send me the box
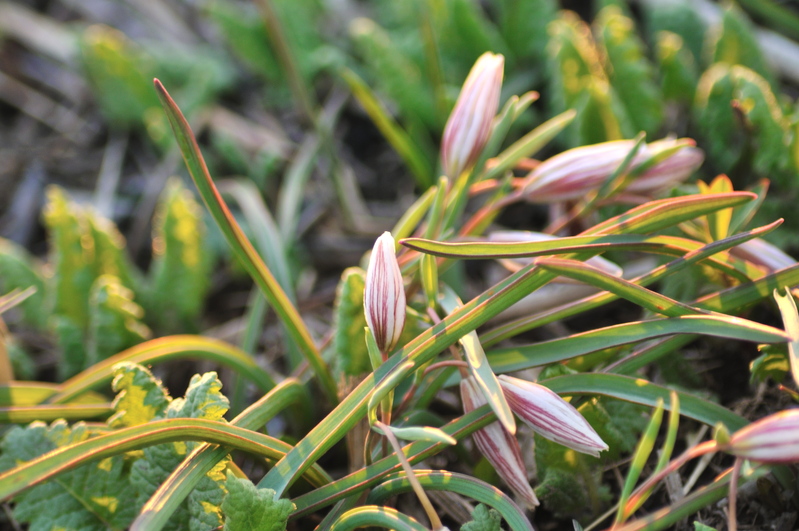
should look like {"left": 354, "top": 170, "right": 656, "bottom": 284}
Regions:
{"left": 499, "top": 375, "right": 608, "bottom": 457}
{"left": 364, "top": 232, "right": 406, "bottom": 353}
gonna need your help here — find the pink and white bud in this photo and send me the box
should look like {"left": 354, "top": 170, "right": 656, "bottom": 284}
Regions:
{"left": 730, "top": 238, "right": 796, "bottom": 273}
{"left": 441, "top": 53, "right": 504, "bottom": 179}
{"left": 461, "top": 376, "right": 539, "bottom": 508}
{"left": 364, "top": 232, "right": 406, "bottom": 353}
{"left": 521, "top": 138, "right": 702, "bottom": 203}
{"left": 498, "top": 375, "right": 608, "bottom": 457}
{"left": 626, "top": 139, "right": 704, "bottom": 195}
{"left": 725, "top": 410, "right": 799, "bottom": 463}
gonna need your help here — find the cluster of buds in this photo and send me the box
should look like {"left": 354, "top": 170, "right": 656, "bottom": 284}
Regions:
{"left": 364, "top": 232, "right": 406, "bottom": 353}
{"left": 441, "top": 52, "right": 505, "bottom": 179}
{"left": 520, "top": 138, "right": 704, "bottom": 203}
{"left": 461, "top": 374, "right": 608, "bottom": 508}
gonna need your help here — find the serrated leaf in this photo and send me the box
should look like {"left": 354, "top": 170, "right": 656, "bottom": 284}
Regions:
{"left": 128, "top": 368, "right": 230, "bottom": 530}
{"left": 87, "top": 275, "right": 151, "bottom": 368}
{"left": 222, "top": 470, "right": 293, "bottom": 531}
{"left": 109, "top": 362, "right": 171, "bottom": 429}
{"left": 595, "top": 6, "right": 663, "bottom": 136}
{"left": 461, "top": 504, "right": 502, "bottom": 531}
{"left": 0, "top": 420, "right": 137, "bottom": 531}
{"left": 147, "top": 179, "right": 210, "bottom": 333}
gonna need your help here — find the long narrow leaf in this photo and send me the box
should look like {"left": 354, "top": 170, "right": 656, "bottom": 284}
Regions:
{"left": 366, "top": 470, "right": 534, "bottom": 531}
{"left": 153, "top": 80, "right": 337, "bottom": 403}
{"left": 486, "top": 315, "right": 788, "bottom": 373}
{"left": 0, "top": 404, "right": 111, "bottom": 423}
{"left": 774, "top": 288, "right": 799, "bottom": 389}
{"left": 47, "top": 335, "right": 276, "bottom": 404}
{"left": 329, "top": 506, "right": 427, "bottom": 531}
{"left": 0, "top": 418, "right": 329, "bottom": 502}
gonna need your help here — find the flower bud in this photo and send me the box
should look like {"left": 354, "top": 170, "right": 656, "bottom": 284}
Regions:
{"left": 730, "top": 238, "right": 796, "bottom": 273}
{"left": 521, "top": 138, "right": 702, "bottom": 203}
{"left": 725, "top": 410, "right": 799, "bottom": 463}
{"left": 461, "top": 377, "right": 539, "bottom": 508}
{"left": 364, "top": 232, "right": 406, "bottom": 353}
{"left": 498, "top": 375, "right": 608, "bottom": 457}
{"left": 626, "top": 139, "right": 704, "bottom": 195}
{"left": 441, "top": 53, "right": 504, "bottom": 179}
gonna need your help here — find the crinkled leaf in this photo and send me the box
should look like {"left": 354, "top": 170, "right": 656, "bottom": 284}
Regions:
{"left": 147, "top": 179, "right": 210, "bottom": 333}
{"left": 222, "top": 471, "right": 293, "bottom": 531}
{"left": 87, "top": 275, "right": 150, "bottom": 368}
{"left": 0, "top": 420, "right": 137, "bottom": 531}
{"left": 461, "top": 504, "right": 502, "bottom": 531}
{"left": 595, "top": 6, "right": 663, "bottom": 136}
{"left": 710, "top": 4, "right": 775, "bottom": 88}
{"left": 109, "top": 362, "right": 171, "bottom": 429}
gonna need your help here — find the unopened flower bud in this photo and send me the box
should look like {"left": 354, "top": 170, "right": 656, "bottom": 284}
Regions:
{"left": 725, "top": 410, "right": 799, "bottom": 463}
{"left": 521, "top": 138, "right": 702, "bottom": 203}
{"left": 461, "top": 377, "right": 539, "bottom": 508}
{"left": 730, "top": 238, "right": 796, "bottom": 273}
{"left": 364, "top": 232, "right": 406, "bottom": 353}
{"left": 441, "top": 53, "right": 504, "bottom": 179}
{"left": 498, "top": 375, "right": 609, "bottom": 457}
{"left": 626, "top": 139, "right": 704, "bottom": 195}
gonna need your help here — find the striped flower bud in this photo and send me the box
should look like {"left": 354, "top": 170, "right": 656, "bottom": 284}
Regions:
{"left": 498, "top": 375, "right": 608, "bottom": 457}
{"left": 364, "top": 232, "right": 406, "bottom": 353}
{"left": 725, "top": 410, "right": 799, "bottom": 463}
{"left": 521, "top": 138, "right": 702, "bottom": 203}
{"left": 441, "top": 53, "right": 504, "bottom": 179}
{"left": 461, "top": 376, "right": 539, "bottom": 508}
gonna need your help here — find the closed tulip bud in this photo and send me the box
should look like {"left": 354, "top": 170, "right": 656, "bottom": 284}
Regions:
{"left": 364, "top": 232, "right": 406, "bottom": 353}
{"left": 730, "top": 238, "right": 796, "bottom": 273}
{"left": 498, "top": 375, "right": 608, "bottom": 457}
{"left": 461, "top": 377, "right": 539, "bottom": 508}
{"left": 725, "top": 410, "right": 799, "bottom": 463}
{"left": 441, "top": 53, "right": 504, "bottom": 179}
{"left": 626, "top": 139, "right": 704, "bottom": 195}
{"left": 521, "top": 138, "right": 702, "bottom": 203}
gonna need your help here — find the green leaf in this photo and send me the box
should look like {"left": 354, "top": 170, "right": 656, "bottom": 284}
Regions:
{"left": 87, "top": 275, "right": 150, "bottom": 368}
{"left": 496, "top": 0, "right": 557, "bottom": 64}
{"left": 79, "top": 25, "right": 159, "bottom": 126}
{"left": 349, "top": 18, "right": 438, "bottom": 130}
{"left": 440, "top": 287, "right": 516, "bottom": 435}
{"left": 109, "top": 362, "right": 171, "bottom": 428}
{"left": 655, "top": 31, "right": 698, "bottom": 104}
{"left": 0, "top": 238, "right": 47, "bottom": 329}
{"left": 49, "top": 335, "right": 276, "bottom": 405}
{"left": 342, "top": 68, "right": 433, "bottom": 188}
{"left": 642, "top": 0, "right": 705, "bottom": 62}
{"left": 0, "top": 420, "right": 137, "bottom": 531}
{"left": 711, "top": 4, "right": 775, "bottom": 88}
{"left": 222, "top": 471, "right": 293, "bottom": 531}
{"left": 147, "top": 179, "right": 210, "bottom": 333}
{"left": 461, "top": 504, "right": 501, "bottom": 531}
{"left": 331, "top": 268, "right": 370, "bottom": 378}
{"left": 749, "top": 349, "right": 789, "bottom": 384}
{"left": 693, "top": 522, "right": 717, "bottom": 531}
{"left": 154, "top": 79, "right": 337, "bottom": 403}
{"left": 595, "top": 6, "right": 663, "bottom": 136}
{"left": 330, "top": 505, "right": 428, "bottom": 531}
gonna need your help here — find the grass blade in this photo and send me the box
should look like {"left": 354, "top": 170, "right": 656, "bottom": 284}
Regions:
{"left": 154, "top": 80, "right": 337, "bottom": 403}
